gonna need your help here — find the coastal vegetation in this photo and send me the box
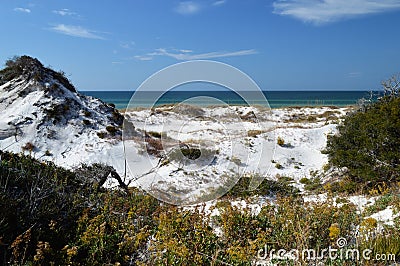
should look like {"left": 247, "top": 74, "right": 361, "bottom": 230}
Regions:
{"left": 1, "top": 150, "right": 399, "bottom": 265}
{"left": 325, "top": 74, "right": 400, "bottom": 194}
{"left": 1, "top": 56, "right": 400, "bottom": 264}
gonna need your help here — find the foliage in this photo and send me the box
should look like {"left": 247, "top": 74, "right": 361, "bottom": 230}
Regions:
{"left": 1, "top": 150, "right": 399, "bottom": 265}
{"left": 71, "top": 190, "right": 159, "bottom": 265}
{"left": 151, "top": 206, "right": 219, "bottom": 265}
{"left": 215, "top": 196, "right": 360, "bottom": 265}
{"left": 225, "top": 174, "right": 300, "bottom": 199}
{"left": 277, "top": 136, "right": 285, "bottom": 146}
{"left": 0, "top": 55, "right": 76, "bottom": 92}
{"left": 82, "top": 119, "right": 91, "bottom": 125}
{"left": 326, "top": 75, "right": 400, "bottom": 192}
{"left": 168, "top": 147, "right": 216, "bottom": 163}
{"left": 106, "top": 125, "right": 118, "bottom": 135}
{"left": 83, "top": 110, "right": 92, "bottom": 117}
{"left": 97, "top": 131, "right": 106, "bottom": 139}
{"left": 0, "top": 150, "right": 98, "bottom": 264}
{"left": 325, "top": 177, "right": 359, "bottom": 194}
{"left": 300, "top": 177, "right": 323, "bottom": 192}
{"left": 363, "top": 193, "right": 398, "bottom": 216}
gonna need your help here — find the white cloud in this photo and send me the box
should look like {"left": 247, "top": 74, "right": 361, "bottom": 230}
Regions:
{"left": 134, "top": 55, "right": 153, "bottom": 61}
{"left": 147, "top": 48, "right": 257, "bottom": 60}
{"left": 14, "top": 7, "right": 31, "bottom": 13}
{"left": 213, "top": 0, "right": 226, "bottom": 6}
{"left": 174, "top": 1, "right": 201, "bottom": 15}
{"left": 120, "top": 41, "right": 136, "bottom": 49}
{"left": 52, "top": 9, "right": 77, "bottom": 16}
{"left": 50, "top": 24, "right": 105, "bottom": 39}
{"left": 273, "top": 0, "right": 400, "bottom": 24}
{"left": 179, "top": 49, "right": 193, "bottom": 53}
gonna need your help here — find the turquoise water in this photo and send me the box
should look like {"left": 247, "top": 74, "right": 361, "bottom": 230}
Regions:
{"left": 81, "top": 90, "right": 380, "bottom": 110}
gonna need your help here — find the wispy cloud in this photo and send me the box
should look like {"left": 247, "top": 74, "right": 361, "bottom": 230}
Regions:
{"left": 174, "top": 1, "right": 202, "bottom": 15}
{"left": 179, "top": 49, "right": 193, "bottom": 53}
{"left": 212, "top": 0, "right": 226, "bottom": 6}
{"left": 134, "top": 55, "right": 154, "bottom": 61}
{"left": 50, "top": 24, "right": 105, "bottom": 40}
{"left": 14, "top": 7, "right": 31, "bottom": 13}
{"left": 273, "top": 0, "right": 400, "bottom": 25}
{"left": 52, "top": 8, "right": 77, "bottom": 16}
{"left": 135, "top": 48, "right": 257, "bottom": 61}
{"left": 120, "top": 41, "right": 136, "bottom": 49}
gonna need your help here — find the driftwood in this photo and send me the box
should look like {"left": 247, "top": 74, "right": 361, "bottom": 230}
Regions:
{"left": 97, "top": 169, "right": 128, "bottom": 191}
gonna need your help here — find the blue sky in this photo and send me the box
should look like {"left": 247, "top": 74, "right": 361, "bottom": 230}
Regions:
{"left": 1, "top": 0, "right": 400, "bottom": 91}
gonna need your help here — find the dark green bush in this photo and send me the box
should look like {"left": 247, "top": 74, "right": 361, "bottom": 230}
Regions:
{"left": 148, "top": 131, "right": 162, "bottom": 138}
{"left": 97, "top": 131, "right": 106, "bottom": 139}
{"left": 105, "top": 125, "right": 118, "bottom": 135}
{"left": 326, "top": 76, "right": 400, "bottom": 191}
{"left": 83, "top": 110, "right": 91, "bottom": 117}
{"left": 0, "top": 151, "right": 98, "bottom": 264}
{"left": 0, "top": 150, "right": 396, "bottom": 265}
{"left": 0, "top": 56, "right": 76, "bottom": 92}
{"left": 225, "top": 174, "right": 300, "bottom": 198}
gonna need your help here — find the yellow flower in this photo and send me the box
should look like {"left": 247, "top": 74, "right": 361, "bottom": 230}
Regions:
{"left": 360, "top": 217, "right": 377, "bottom": 233}
{"left": 329, "top": 223, "right": 340, "bottom": 240}
{"left": 67, "top": 246, "right": 78, "bottom": 257}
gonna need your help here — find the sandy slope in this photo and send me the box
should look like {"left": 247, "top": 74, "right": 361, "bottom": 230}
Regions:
{"left": 122, "top": 105, "right": 350, "bottom": 203}
{"left": 0, "top": 67, "right": 353, "bottom": 203}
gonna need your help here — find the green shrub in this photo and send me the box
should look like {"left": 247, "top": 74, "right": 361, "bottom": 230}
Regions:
{"left": 363, "top": 194, "right": 397, "bottom": 216}
{"left": 225, "top": 174, "right": 300, "bottom": 198}
{"left": 97, "top": 131, "right": 106, "bottom": 139}
{"left": 326, "top": 76, "right": 400, "bottom": 191}
{"left": 50, "top": 83, "right": 59, "bottom": 90}
{"left": 82, "top": 119, "right": 91, "bottom": 125}
{"left": 0, "top": 149, "right": 397, "bottom": 265}
{"left": 303, "top": 177, "right": 322, "bottom": 191}
{"left": 168, "top": 147, "right": 215, "bottom": 163}
{"left": 0, "top": 56, "right": 76, "bottom": 92}
{"left": 105, "top": 125, "right": 118, "bottom": 135}
{"left": 83, "top": 110, "right": 91, "bottom": 117}
{"left": 307, "top": 115, "right": 317, "bottom": 122}
{"left": 277, "top": 136, "right": 285, "bottom": 146}
{"left": 299, "top": 177, "right": 310, "bottom": 184}
{"left": 181, "top": 147, "right": 201, "bottom": 160}
{"left": 0, "top": 151, "right": 101, "bottom": 265}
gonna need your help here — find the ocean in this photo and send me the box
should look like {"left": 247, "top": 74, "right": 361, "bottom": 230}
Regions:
{"left": 80, "top": 90, "right": 380, "bottom": 110}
